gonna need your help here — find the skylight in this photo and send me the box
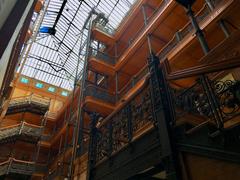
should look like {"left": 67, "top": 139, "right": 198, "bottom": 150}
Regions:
{"left": 18, "top": 0, "right": 137, "bottom": 90}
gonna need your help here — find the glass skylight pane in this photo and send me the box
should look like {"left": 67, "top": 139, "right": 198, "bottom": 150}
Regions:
{"left": 36, "top": 82, "right": 44, "bottom": 88}
{"left": 61, "top": 91, "right": 68, "bottom": 96}
{"left": 20, "top": 77, "right": 29, "bottom": 84}
{"left": 18, "top": 0, "right": 137, "bottom": 90}
{"left": 48, "top": 86, "right": 56, "bottom": 92}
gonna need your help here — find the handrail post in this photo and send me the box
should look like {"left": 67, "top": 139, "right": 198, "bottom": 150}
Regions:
{"left": 6, "top": 158, "right": 13, "bottom": 174}
{"left": 19, "top": 121, "right": 24, "bottom": 135}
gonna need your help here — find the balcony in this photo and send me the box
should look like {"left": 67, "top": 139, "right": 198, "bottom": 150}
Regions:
{"left": 0, "top": 122, "right": 43, "bottom": 144}
{"left": 94, "top": 83, "right": 153, "bottom": 164}
{"left": 88, "top": 47, "right": 116, "bottom": 75}
{"left": 91, "top": 23, "right": 115, "bottom": 45}
{"left": 118, "top": 65, "right": 150, "bottom": 101}
{"left": 171, "top": 71, "right": 240, "bottom": 134}
{"left": 84, "top": 83, "right": 115, "bottom": 115}
{"left": 157, "top": 0, "right": 236, "bottom": 70}
{"left": 0, "top": 158, "right": 47, "bottom": 176}
{"left": 6, "top": 95, "right": 50, "bottom": 115}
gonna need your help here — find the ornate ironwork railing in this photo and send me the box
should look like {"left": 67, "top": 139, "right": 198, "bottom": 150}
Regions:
{"left": 7, "top": 95, "right": 50, "bottom": 115}
{"left": 0, "top": 122, "right": 43, "bottom": 142}
{"left": 213, "top": 80, "right": 240, "bottom": 120}
{"left": 9, "top": 95, "right": 50, "bottom": 108}
{"left": 0, "top": 158, "right": 47, "bottom": 176}
{"left": 89, "top": 47, "right": 116, "bottom": 65}
{"left": 95, "top": 83, "right": 153, "bottom": 163}
{"left": 85, "top": 83, "right": 116, "bottom": 104}
{"left": 172, "top": 76, "right": 240, "bottom": 131}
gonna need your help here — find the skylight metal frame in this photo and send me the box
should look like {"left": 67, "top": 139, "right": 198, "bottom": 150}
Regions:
{"left": 19, "top": 0, "right": 136, "bottom": 90}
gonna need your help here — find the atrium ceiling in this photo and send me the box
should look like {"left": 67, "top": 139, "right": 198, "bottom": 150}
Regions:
{"left": 19, "top": 0, "right": 136, "bottom": 90}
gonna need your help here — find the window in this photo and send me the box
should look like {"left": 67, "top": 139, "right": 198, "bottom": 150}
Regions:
{"left": 61, "top": 91, "right": 68, "bottom": 97}
{"left": 48, "top": 86, "right": 55, "bottom": 92}
{"left": 20, "top": 77, "right": 29, "bottom": 84}
{"left": 35, "top": 82, "right": 44, "bottom": 88}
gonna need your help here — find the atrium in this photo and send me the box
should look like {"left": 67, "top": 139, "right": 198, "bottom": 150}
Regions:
{"left": 0, "top": 0, "right": 240, "bottom": 179}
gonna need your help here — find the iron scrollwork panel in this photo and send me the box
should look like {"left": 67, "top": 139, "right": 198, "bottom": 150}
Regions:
{"left": 172, "top": 81, "right": 212, "bottom": 119}
{"left": 96, "top": 126, "right": 110, "bottom": 162}
{"left": 132, "top": 86, "right": 153, "bottom": 135}
{"left": 112, "top": 109, "right": 128, "bottom": 153}
{"left": 213, "top": 80, "right": 240, "bottom": 120}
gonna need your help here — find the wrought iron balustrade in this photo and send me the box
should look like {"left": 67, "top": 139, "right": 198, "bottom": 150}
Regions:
{"left": 213, "top": 80, "right": 240, "bottom": 119}
{"left": 0, "top": 122, "right": 43, "bottom": 143}
{"left": 9, "top": 95, "right": 50, "bottom": 108}
{"left": 84, "top": 83, "right": 116, "bottom": 104}
{"left": 95, "top": 84, "right": 153, "bottom": 163}
{"left": 172, "top": 76, "right": 240, "bottom": 131}
{"left": 0, "top": 158, "right": 47, "bottom": 176}
{"left": 7, "top": 95, "right": 50, "bottom": 115}
{"left": 89, "top": 47, "right": 116, "bottom": 65}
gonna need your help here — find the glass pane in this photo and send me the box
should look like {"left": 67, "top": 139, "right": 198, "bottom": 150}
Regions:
{"left": 61, "top": 91, "right": 68, "bottom": 96}
{"left": 36, "top": 82, "right": 44, "bottom": 88}
{"left": 20, "top": 77, "right": 29, "bottom": 84}
{"left": 48, "top": 86, "right": 55, "bottom": 92}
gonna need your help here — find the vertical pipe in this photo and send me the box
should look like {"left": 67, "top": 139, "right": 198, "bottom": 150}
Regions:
{"left": 142, "top": 5, "right": 148, "bottom": 26}
{"left": 69, "top": 13, "right": 94, "bottom": 179}
{"left": 175, "top": 31, "right": 182, "bottom": 42}
{"left": 115, "top": 71, "right": 118, "bottom": 102}
{"left": 142, "top": 4, "right": 154, "bottom": 54}
{"left": 186, "top": 6, "right": 210, "bottom": 54}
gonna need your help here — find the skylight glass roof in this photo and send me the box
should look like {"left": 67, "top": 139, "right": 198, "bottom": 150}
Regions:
{"left": 18, "top": 0, "right": 137, "bottom": 90}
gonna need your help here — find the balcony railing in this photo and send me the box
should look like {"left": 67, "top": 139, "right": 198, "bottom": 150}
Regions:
{"left": 85, "top": 83, "right": 116, "bottom": 104}
{"left": 171, "top": 67, "right": 240, "bottom": 134}
{"left": 116, "top": 0, "right": 223, "bottom": 63}
{"left": 93, "top": 22, "right": 115, "bottom": 36}
{"left": 0, "top": 158, "right": 47, "bottom": 176}
{"left": 118, "top": 65, "right": 149, "bottom": 100}
{"left": 95, "top": 83, "right": 153, "bottom": 163}
{"left": 9, "top": 95, "right": 50, "bottom": 108}
{"left": 89, "top": 47, "right": 116, "bottom": 65}
{"left": 115, "top": 0, "right": 172, "bottom": 59}
{"left": 158, "top": 0, "right": 223, "bottom": 60}
{"left": 0, "top": 122, "right": 43, "bottom": 143}
{"left": 7, "top": 95, "right": 50, "bottom": 115}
